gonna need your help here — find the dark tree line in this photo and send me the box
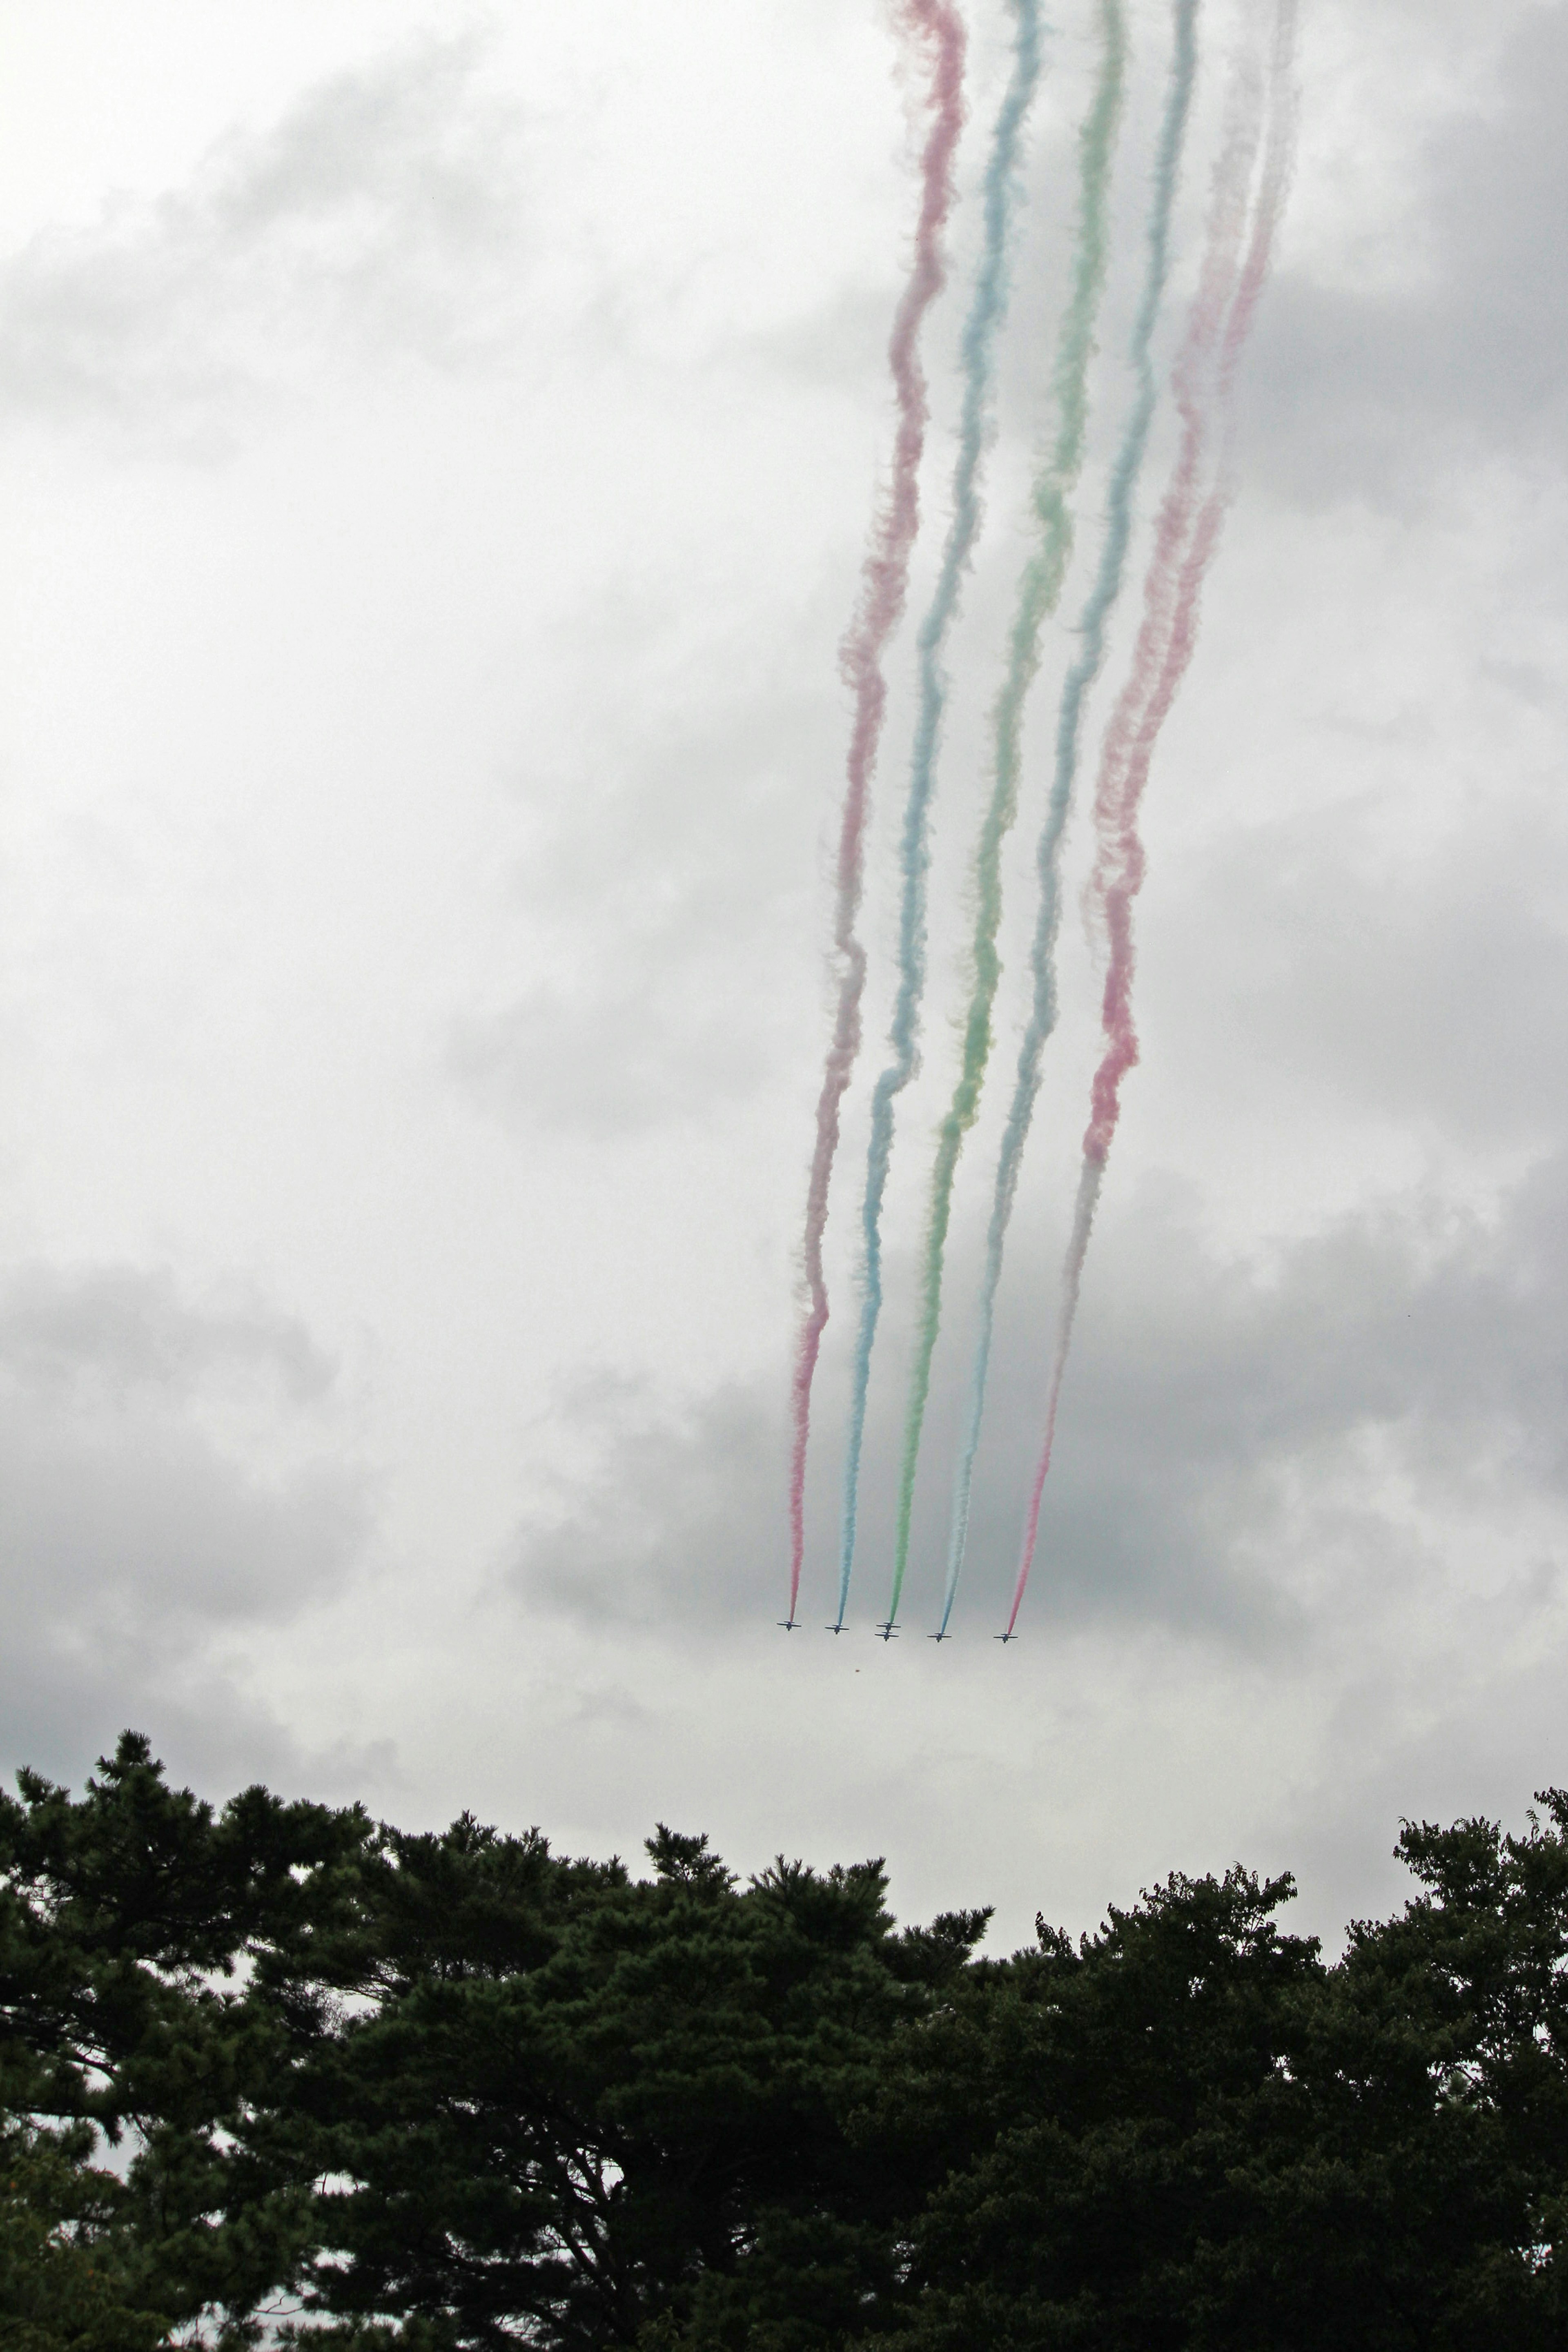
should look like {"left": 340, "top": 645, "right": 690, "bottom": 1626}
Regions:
{"left": 4, "top": 1733, "right": 1568, "bottom": 2350}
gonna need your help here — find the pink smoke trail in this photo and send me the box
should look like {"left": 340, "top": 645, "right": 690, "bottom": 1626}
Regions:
{"left": 1004, "top": 0, "right": 1298, "bottom": 1639}
{"left": 785, "top": 1, "right": 966, "bottom": 1626}
{"left": 1004, "top": 497, "right": 1222, "bottom": 1636}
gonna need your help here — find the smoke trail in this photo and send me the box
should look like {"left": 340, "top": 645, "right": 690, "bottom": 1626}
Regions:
{"left": 1005, "top": 0, "right": 1299, "bottom": 1639}
{"left": 1000, "top": 1149, "right": 1102, "bottom": 1633}
{"left": 938, "top": 0, "right": 1200, "bottom": 1636}
{"left": 785, "top": 0, "right": 966, "bottom": 1628}
{"left": 892, "top": 0, "right": 1128, "bottom": 1646}
{"left": 832, "top": 0, "right": 1043, "bottom": 1633}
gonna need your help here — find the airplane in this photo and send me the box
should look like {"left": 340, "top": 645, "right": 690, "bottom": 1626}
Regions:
{"left": 777, "top": 1619, "right": 799, "bottom": 1632}
{"left": 927, "top": 1629, "right": 954, "bottom": 1642}
{"left": 993, "top": 1631, "right": 1020, "bottom": 1644}
{"left": 824, "top": 1621, "right": 850, "bottom": 1635}
{"left": 876, "top": 1621, "right": 900, "bottom": 1642}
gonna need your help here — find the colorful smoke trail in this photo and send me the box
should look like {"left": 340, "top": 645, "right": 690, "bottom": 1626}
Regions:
{"left": 1004, "top": 0, "right": 1299, "bottom": 1640}
{"left": 785, "top": 0, "right": 965, "bottom": 1628}
{"left": 833, "top": 0, "right": 1042, "bottom": 1632}
{"left": 891, "top": 0, "right": 1129, "bottom": 1644}
{"left": 939, "top": 0, "right": 1199, "bottom": 1636}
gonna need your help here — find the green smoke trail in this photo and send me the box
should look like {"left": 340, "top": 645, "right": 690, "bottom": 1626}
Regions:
{"left": 834, "top": 0, "right": 1042, "bottom": 1634}
{"left": 886, "top": 0, "right": 1127, "bottom": 1637}
{"left": 933, "top": 0, "right": 1200, "bottom": 1638}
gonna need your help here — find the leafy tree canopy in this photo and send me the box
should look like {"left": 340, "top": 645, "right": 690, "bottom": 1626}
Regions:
{"left": 4, "top": 1734, "right": 1568, "bottom": 2350}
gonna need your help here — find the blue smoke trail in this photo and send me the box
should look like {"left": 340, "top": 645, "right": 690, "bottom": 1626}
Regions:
{"left": 942, "top": 0, "right": 1200, "bottom": 1630}
{"left": 833, "top": 0, "right": 1045, "bottom": 1633}
{"left": 900, "top": 0, "right": 1126, "bottom": 1642}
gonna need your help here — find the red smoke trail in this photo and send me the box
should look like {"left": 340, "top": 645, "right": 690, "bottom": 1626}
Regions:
{"left": 1005, "top": 0, "right": 1297, "bottom": 1638}
{"left": 786, "top": 1, "right": 966, "bottom": 1625}
{"left": 1004, "top": 493, "right": 1223, "bottom": 1631}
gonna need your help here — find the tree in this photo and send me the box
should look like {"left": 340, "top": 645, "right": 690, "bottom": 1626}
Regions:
{"left": 0, "top": 2119, "right": 169, "bottom": 2352}
{"left": 6, "top": 1738, "right": 1568, "bottom": 2350}
{"left": 0, "top": 1732, "right": 370, "bottom": 2345}
{"left": 281, "top": 1826, "right": 987, "bottom": 2349}
{"left": 858, "top": 1813, "right": 1568, "bottom": 2350}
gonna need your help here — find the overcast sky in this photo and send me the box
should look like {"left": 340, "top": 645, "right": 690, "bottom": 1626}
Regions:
{"left": 2, "top": 0, "right": 1565, "bottom": 1955}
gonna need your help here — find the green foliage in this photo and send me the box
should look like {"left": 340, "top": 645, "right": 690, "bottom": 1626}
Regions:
{"left": 0, "top": 1732, "right": 371, "bottom": 2346}
{"left": 0, "top": 2120, "right": 168, "bottom": 2352}
{"left": 6, "top": 1736, "right": 1568, "bottom": 2349}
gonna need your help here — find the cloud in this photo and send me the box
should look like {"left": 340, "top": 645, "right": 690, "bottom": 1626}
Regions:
{"left": 1247, "top": 5, "right": 1568, "bottom": 503}
{"left": 0, "top": 29, "right": 530, "bottom": 448}
{"left": 449, "top": 982, "right": 764, "bottom": 1136}
{"left": 0, "top": 1262, "right": 334, "bottom": 1403}
{"left": 509, "top": 1372, "right": 778, "bottom": 1628}
{"left": 446, "top": 661, "right": 830, "bottom": 1136}
{"left": 1, "top": 1265, "right": 371, "bottom": 1762}
{"left": 507, "top": 1151, "right": 1568, "bottom": 1646}
{"left": 1166, "top": 791, "right": 1568, "bottom": 1145}
{"left": 0, "top": 1420, "right": 362, "bottom": 1634}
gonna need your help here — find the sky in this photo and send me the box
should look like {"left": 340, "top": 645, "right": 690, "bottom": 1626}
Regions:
{"left": 2, "top": 0, "right": 1566, "bottom": 1958}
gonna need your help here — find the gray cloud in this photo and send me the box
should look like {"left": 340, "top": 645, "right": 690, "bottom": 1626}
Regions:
{"left": 0, "top": 29, "right": 529, "bottom": 447}
{"left": 5, "top": 0, "right": 1565, "bottom": 1962}
{"left": 0, "top": 1262, "right": 334, "bottom": 1403}
{"left": 447, "top": 663, "right": 831, "bottom": 1135}
{"left": 997, "top": 1160, "right": 1568, "bottom": 1628}
{"left": 1247, "top": 5, "right": 1568, "bottom": 504}
{"left": 1, "top": 1265, "right": 370, "bottom": 1761}
{"left": 509, "top": 1372, "right": 777, "bottom": 1628}
{"left": 0, "top": 1420, "right": 363, "bottom": 1634}
{"left": 0, "top": 1649, "right": 388, "bottom": 1825}
{"left": 1165, "top": 793, "right": 1568, "bottom": 1145}
{"left": 508, "top": 1152, "right": 1568, "bottom": 1645}
{"left": 449, "top": 982, "right": 765, "bottom": 1136}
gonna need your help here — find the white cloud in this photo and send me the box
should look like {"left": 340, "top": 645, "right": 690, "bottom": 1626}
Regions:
{"left": 0, "top": 29, "right": 530, "bottom": 448}
{"left": 1, "top": 0, "right": 1566, "bottom": 1954}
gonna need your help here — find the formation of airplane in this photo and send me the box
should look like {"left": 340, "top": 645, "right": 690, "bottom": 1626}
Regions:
{"left": 773, "top": 1617, "right": 1016, "bottom": 1641}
